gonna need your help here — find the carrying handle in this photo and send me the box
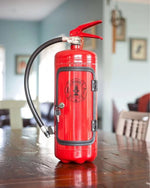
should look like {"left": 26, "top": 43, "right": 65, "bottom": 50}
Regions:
{"left": 70, "top": 20, "right": 103, "bottom": 40}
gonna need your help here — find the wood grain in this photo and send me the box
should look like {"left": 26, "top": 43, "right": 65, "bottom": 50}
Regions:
{"left": 0, "top": 127, "right": 149, "bottom": 187}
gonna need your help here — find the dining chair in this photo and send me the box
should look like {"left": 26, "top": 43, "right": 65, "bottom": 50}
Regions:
{"left": 116, "top": 111, "right": 150, "bottom": 142}
{"left": 138, "top": 93, "right": 150, "bottom": 112}
{"left": 0, "top": 97, "right": 40, "bottom": 129}
{"left": 128, "top": 93, "right": 150, "bottom": 112}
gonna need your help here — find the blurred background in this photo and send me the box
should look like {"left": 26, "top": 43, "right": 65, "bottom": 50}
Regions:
{"left": 0, "top": 0, "right": 149, "bottom": 132}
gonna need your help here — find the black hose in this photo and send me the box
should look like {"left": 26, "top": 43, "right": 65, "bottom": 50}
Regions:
{"left": 24, "top": 37, "right": 63, "bottom": 137}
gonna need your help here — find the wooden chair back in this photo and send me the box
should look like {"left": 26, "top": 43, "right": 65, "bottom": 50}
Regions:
{"left": 116, "top": 111, "right": 150, "bottom": 142}
{"left": 0, "top": 97, "right": 40, "bottom": 129}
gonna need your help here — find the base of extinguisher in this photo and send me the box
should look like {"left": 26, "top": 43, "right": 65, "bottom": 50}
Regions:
{"left": 55, "top": 145, "right": 97, "bottom": 164}
{"left": 58, "top": 155, "right": 97, "bottom": 164}
{"left": 60, "top": 158, "right": 96, "bottom": 164}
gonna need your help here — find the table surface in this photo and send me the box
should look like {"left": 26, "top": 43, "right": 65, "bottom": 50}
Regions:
{"left": 0, "top": 127, "right": 150, "bottom": 188}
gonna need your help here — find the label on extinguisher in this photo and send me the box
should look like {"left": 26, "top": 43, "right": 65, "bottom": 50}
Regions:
{"left": 56, "top": 67, "right": 97, "bottom": 146}
{"left": 64, "top": 78, "right": 87, "bottom": 103}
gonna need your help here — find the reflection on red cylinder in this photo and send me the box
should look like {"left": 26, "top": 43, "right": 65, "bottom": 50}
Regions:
{"left": 55, "top": 162, "right": 97, "bottom": 187}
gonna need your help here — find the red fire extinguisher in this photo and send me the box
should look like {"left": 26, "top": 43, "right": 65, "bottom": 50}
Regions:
{"left": 24, "top": 20, "right": 103, "bottom": 164}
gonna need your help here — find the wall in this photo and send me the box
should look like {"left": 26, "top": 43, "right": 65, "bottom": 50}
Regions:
{"left": 39, "top": 0, "right": 150, "bottom": 131}
{"left": 111, "top": 2, "right": 150, "bottom": 111}
{"left": 40, "top": 0, "right": 104, "bottom": 126}
{"left": 0, "top": 0, "right": 107, "bottom": 129}
{"left": 40, "top": 0, "right": 103, "bottom": 43}
{"left": 0, "top": 20, "right": 40, "bottom": 99}
{"left": 0, "top": 1, "right": 149, "bottom": 132}
{"left": 101, "top": 0, "right": 113, "bottom": 131}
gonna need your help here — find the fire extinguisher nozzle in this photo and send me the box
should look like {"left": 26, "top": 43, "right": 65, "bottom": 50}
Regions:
{"left": 44, "top": 131, "right": 50, "bottom": 138}
{"left": 48, "top": 126, "right": 54, "bottom": 135}
{"left": 41, "top": 126, "right": 51, "bottom": 138}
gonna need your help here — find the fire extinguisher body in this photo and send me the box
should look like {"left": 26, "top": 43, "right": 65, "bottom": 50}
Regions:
{"left": 54, "top": 45, "right": 98, "bottom": 163}
{"left": 24, "top": 20, "right": 102, "bottom": 164}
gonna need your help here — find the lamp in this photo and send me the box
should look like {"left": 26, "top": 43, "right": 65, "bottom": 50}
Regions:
{"left": 111, "top": 4, "right": 123, "bottom": 27}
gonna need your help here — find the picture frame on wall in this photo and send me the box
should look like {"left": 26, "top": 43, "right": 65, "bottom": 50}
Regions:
{"left": 16, "top": 55, "right": 30, "bottom": 75}
{"left": 116, "top": 18, "right": 126, "bottom": 41}
{"left": 130, "top": 38, "right": 147, "bottom": 61}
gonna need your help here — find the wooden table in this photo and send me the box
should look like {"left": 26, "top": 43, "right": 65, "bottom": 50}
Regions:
{"left": 0, "top": 127, "right": 150, "bottom": 188}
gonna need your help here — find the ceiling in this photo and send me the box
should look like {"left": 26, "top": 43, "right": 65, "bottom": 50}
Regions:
{"left": 0, "top": 0, "right": 67, "bottom": 21}
{"left": 116, "top": 0, "right": 150, "bottom": 4}
{"left": 0, "top": 0, "right": 149, "bottom": 21}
